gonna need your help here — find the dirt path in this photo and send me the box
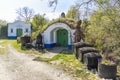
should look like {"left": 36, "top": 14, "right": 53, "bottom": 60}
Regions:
{"left": 0, "top": 40, "right": 4, "bottom": 48}
{"left": 0, "top": 45, "right": 75, "bottom": 80}
{"left": 41, "top": 47, "right": 68, "bottom": 58}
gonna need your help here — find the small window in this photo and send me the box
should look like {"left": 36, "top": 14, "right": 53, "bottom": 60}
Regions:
{"left": 26, "top": 29, "right": 28, "bottom": 32}
{"left": 11, "top": 29, "right": 13, "bottom": 33}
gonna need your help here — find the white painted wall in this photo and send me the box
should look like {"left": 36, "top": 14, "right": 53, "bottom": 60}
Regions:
{"left": 8, "top": 21, "right": 31, "bottom": 37}
{"left": 42, "top": 22, "right": 75, "bottom": 45}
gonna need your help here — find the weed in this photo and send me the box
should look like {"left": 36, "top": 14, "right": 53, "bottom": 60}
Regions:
{"left": 35, "top": 53, "right": 100, "bottom": 80}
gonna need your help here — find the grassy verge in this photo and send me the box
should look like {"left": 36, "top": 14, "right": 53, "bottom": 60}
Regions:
{"left": 0, "top": 39, "right": 42, "bottom": 55}
{"left": 34, "top": 53, "right": 100, "bottom": 80}
{"left": 12, "top": 40, "right": 42, "bottom": 55}
{"left": 0, "top": 39, "right": 11, "bottom": 54}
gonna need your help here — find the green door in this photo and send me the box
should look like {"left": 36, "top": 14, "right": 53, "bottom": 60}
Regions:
{"left": 17, "top": 29, "right": 23, "bottom": 37}
{"left": 57, "top": 29, "right": 68, "bottom": 47}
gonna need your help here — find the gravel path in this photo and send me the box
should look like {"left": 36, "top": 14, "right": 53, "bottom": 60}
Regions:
{"left": 0, "top": 45, "right": 75, "bottom": 80}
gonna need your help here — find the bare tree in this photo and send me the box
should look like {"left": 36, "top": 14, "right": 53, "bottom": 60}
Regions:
{"left": 48, "top": 0, "right": 120, "bottom": 19}
{"left": 16, "top": 7, "right": 34, "bottom": 22}
{"left": 48, "top": 0, "right": 58, "bottom": 11}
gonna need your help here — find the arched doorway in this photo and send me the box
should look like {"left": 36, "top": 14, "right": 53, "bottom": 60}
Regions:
{"left": 17, "top": 29, "right": 23, "bottom": 37}
{"left": 56, "top": 29, "right": 68, "bottom": 47}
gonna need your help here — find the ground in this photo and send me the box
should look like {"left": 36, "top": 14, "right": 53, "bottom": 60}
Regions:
{"left": 0, "top": 41, "right": 75, "bottom": 80}
{"left": 0, "top": 40, "right": 105, "bottom": 80}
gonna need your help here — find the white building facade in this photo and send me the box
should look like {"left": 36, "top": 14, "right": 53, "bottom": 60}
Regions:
{"left": 8, "top": 21, "right": 31, "bottom": 39}
{"left": 42, "top": 21, "right": 76, "bottom": 49}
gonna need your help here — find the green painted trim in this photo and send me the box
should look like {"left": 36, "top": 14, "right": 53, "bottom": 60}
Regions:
{"left": 57, "top": 29, "right": 68, "bottom": 47}
{"left": 16, "top": 29, "right": 23, "bottom": 37}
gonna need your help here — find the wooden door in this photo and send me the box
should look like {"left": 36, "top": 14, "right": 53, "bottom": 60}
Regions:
{"left": 57, "top": 29, "right": 68, "bottom": 47}
{"left": 17, "top": 29, "right": 23, "bottom": 37}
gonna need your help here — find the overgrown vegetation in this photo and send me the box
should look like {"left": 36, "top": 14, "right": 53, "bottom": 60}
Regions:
{"left": 82, "top": 0, "right": 120, "bottom": 77}
{"left": 34, "top": 53, "right": 100, "bottom": 80}
{"left": 31, "top": 18, "right": 77, "bottom": 39}
{"left": 83, "top": 0, "right": 120, "bottom": 58}
{"left": 85, "top": 9, "right": 120, "bottom": 51}
{"left": 12, "top": 40, "right": 42, "bottom": 55}
{"left": 31, "top": 14, "right": 49, "bottom": 39}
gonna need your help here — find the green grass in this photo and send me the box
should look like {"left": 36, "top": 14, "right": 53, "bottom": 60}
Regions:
{"left": 12, "top": 40, "right": 42, "bottom": 55}
{"left": 0, "top": 39, "right": 42, "bottom": 55}
{"left": 35, "top": 53, "right": 100, "bottom": 80}
{"left": 0, "top": 39, "right": 11, "bottom": 54}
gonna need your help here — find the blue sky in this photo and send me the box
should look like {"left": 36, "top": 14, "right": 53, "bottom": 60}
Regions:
{"left": 0, "top": 0, "right": 75, "bottom": 22}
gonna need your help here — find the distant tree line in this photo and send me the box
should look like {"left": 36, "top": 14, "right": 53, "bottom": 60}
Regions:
{"left": 0, "top": 20, "right": 7, "bottom": 38}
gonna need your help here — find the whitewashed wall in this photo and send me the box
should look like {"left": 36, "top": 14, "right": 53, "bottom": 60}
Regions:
{"left": 42, "top": 22, "right": 75, "bottom": 49}
{"left": 8, "top": 21, "right": 31, "bottom": 39}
